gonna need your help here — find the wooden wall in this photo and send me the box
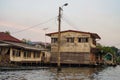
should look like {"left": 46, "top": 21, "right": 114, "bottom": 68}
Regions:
{"left": 50, "top": 52, "right": 91, "bottom": 64}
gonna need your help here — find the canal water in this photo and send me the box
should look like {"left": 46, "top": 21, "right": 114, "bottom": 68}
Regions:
{"left": 0, "top": 65, "right": 120, "bottom": 80}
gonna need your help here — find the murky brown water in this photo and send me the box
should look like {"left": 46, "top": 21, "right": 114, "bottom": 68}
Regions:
{"left": 0, "top": 65, "right": 120, "bottom": 80}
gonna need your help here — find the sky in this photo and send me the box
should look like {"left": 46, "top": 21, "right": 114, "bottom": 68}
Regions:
{"left": 0, "top": 0, "right": 120, "bottom": 48}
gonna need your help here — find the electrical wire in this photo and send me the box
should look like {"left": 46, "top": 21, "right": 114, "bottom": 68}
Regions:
{"left": 62, "top": 15, "right": 80, "bottom": 30}
{"left": 62, "top": 17, "right": 79, "bottom": 30}
{"left": 12, "top": 16, "right": 57, "bottom": 34}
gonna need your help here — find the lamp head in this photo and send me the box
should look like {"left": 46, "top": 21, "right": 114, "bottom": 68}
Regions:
{"left": 64, "top": 3, "right": 68, "bottom": 6}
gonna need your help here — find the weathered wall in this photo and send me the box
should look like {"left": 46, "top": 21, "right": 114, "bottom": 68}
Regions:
{"left": 10, "top": 48, "right": 42, "bottom": 62}
{"left": 50, "top": 31, "right": 97, "bottom": 64}
{"left": 51, "top": 32, "right": 96, "bottom": 53}
{"left": 50, "top": 52, "right": 91, "bottom": 64}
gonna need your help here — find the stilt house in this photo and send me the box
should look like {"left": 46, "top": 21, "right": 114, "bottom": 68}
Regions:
{"left": 46, "top": 30, "right": 101, "bottom": 65}
{"left": 0, "top": 32, "right": 46, "bottom": 65}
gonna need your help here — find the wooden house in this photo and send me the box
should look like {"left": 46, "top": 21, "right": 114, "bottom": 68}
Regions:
{"left": 46, "top": 30, "right": 101, "bottom": 65}
{"left": 0, "top": 32, "right": 47, "bottom": 65}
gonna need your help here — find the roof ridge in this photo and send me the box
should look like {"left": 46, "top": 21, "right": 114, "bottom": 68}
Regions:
{"left": 0, "top": 32, "right": 22, "bottom": 43}
{"left": 46, "top": 30, "right": 101, "bottom": 39}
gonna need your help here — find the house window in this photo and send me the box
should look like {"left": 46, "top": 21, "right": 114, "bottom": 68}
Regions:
{"left": 24, "top": 51, "right": 31, "bottom": 58}
{"left": 33, "top": 52, "right": 40, "bottom": 58}
{"left": 42, "top": 52, "right": 45, "bottom": 57}
{"left": 51, "top": 38, "right": 58, "bottom": 43}
{"left": 12, "top": 49, "right": 21, "bottom": 57}
{"left": 67, "top": 37, "right": 74, "bottom": 43}
{"left": 93, "top": 39, "right": 96, "bottom": 45}
{"left": 78, "top": 37, "right": 88, "bottom": 43}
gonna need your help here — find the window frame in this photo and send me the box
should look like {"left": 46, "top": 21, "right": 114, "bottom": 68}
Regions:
{"left": 66, "top": 37, "right": 74, "bottom": 43}
{"left": 33, "top": 52, "right": 40, "bottom": 58}
{"left": 78, "top": 37, "right": 88, "bottom": 43}
{"left": 51, "top": 38, "right": 58, "bottom": 43}
{"left": 24, "top": 51, "right": 31, "bottom": 58}
{"left": 12, "top": 49, "right": 21, "bottom": 57}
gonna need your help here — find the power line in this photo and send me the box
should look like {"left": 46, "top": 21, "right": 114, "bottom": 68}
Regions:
{"left": 12, "top": 17, "right": 57, "bottom": 34}
{"left": 62, "top": 17, "right": 79, "bottom": 30}
{"left": 62, "top": 15, "right": 80, "bottom": 30}
{"left": 108, "top": 40, "right": 120, "bottom": 46}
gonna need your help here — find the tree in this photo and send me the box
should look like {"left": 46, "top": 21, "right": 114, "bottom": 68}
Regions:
{"left": 97, "top": 45, "right": 117, "bottom": 55}
{"left": 5, "top": 31, "right": 10, "bottom": 35}
{"left": 97, "top": 44, "right": 119, "bottom": 63}
{"left": 111, "top": 46, "right": 118, "bottom": 55}
{"left": 22, "top": 38, "right": 32, "bottom": 44}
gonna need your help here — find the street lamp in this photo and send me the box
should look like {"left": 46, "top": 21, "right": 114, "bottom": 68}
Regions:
{"left": 57, "top": 3, "right": 68, "bottom": 72}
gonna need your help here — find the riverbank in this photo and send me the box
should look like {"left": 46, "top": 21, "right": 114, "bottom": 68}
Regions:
{"left": 0, "top": 66, "right": 49, "bottom": 71}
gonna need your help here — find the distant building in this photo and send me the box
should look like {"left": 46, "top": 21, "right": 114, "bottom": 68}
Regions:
{"left": 0, "top": 32, "right": 48, "bottom": 65}
{"left": 104, "top": 52, "right": 114, "bottom": 64}
{"left": 46, "top": 30, "right": 101, "bottom": 65}
{"left": 31, "top": 41, "right": 51, "bottom": 50}
{"left": 30, "top": 41, "right": 51, "bottom": 63}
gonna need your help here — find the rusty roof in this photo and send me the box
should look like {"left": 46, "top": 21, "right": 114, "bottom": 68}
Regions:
{"left": 0, "top": 32, "right": 22, "bottom": 43}
{"left": 46, "top": 30, "right": 101, "bottom": 39}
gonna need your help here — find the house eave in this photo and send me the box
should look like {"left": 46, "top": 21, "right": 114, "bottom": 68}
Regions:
{"left": 46, "top": 30, "right": 101, "bottom": 39}
{"left": 0, "top": 40, "right": 45, "bottom": 51}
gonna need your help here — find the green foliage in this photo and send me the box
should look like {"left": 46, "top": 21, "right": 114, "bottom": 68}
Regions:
{"left": 5, "top": 31, "right": 10, "bottom": 35}
{"left": 22, "top": 38, "right": 32, "bottom": 44}
{"left": 116, "top": 56, "right": 120, "bottom": 63}
{"left": 97, "top": 44, "right": 120, "bottom": 63}
{"left": 97, "top": 45, "right": 118, "bottom": 55}
{"left": 111, "top": 46, "right": 118, "bottom": 55}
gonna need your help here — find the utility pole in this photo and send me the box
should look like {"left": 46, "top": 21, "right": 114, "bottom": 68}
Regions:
{"left": 57, "top": 3, "right": 68, "bottom": 72}
{"left": 57, "top": 7, "right": 62, "bottom": 72}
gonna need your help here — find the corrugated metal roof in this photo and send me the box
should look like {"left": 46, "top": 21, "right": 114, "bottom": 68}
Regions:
{"left": 0, "top": 41, "right": 46, "bottom": 51}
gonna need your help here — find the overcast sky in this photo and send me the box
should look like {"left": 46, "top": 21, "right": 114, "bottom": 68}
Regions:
{"left": 0, "top": 0, "right": 120, "bottom": 48}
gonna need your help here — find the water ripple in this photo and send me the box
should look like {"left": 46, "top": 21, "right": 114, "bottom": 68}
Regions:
{"left": 0, "top": 66, "right": 120, "bottom": 80}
